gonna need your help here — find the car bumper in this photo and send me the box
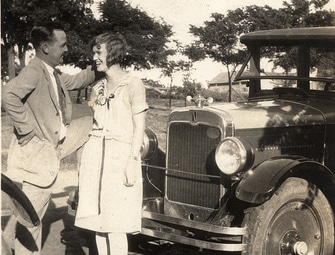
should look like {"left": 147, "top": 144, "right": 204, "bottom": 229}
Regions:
{"left": 141, "top": 209, "right": 247, "bottom": 252}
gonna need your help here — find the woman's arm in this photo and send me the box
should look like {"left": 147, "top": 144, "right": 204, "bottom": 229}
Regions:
{"left": 130, "top": 111, "right": 146, "bottom": 160}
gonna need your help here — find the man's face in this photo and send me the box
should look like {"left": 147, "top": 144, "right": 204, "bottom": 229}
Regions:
{"left": 92, "top": 43, "right": 108, "bottom": 72}
{"left": 46, "top": 30, "right": 68, "bottom": 67}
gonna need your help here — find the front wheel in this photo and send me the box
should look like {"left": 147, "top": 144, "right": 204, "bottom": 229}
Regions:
{"left": 243, "top": 177, "right": 334, "bottom": 255}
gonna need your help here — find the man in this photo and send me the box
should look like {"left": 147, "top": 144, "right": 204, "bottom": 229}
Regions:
{"left": 2, "top": 22, "right": 98, "bottom": 255}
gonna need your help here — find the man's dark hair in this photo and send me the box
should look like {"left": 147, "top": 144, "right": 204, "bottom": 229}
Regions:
{"left": 30, "top": 22, "right": 64, "bottom": 49}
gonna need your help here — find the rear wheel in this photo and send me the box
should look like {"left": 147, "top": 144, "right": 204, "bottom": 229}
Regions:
{"left": 243, "top": 177, "right": 334, "bottom": 255}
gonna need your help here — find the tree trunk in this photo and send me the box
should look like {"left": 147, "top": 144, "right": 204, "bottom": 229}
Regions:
{"left": 228, "top": 70, "right": 232, "bottom": 102}
{"left": 228, "top": 79, "right": 232, "bottom": 102}
{"left": 7, "top": 46, "right": 16, "bottom": 79}
{"left": 169, "top": 76, "right": 173, "bottom": 109}
{"left": 18, "top": 44, "right": 26, "bottom": 70}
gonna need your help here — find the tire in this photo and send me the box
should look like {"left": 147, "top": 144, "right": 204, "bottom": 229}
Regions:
{"left": 243, "top": 177, "right": 334, "bottom": 255}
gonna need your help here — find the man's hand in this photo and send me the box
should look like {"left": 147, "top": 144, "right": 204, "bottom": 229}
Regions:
{"left": 17, "top": 129, "right": 44, "bottom": 146}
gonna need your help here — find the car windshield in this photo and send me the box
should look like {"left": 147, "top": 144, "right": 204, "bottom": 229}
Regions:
{"left": 235, "top": 27, "right": 335, "bottom": 96}
{"left": 237, "top": 45, "right": 335, "bottom": 92}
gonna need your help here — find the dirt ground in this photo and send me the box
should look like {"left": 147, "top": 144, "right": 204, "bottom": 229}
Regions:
{"left": 1, "top": 100, "right": 216, "bottom": 255}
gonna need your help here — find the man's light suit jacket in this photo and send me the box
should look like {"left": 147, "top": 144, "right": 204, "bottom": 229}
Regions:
{"left": 2, "top": 57, "right": 96, "bottom": 187}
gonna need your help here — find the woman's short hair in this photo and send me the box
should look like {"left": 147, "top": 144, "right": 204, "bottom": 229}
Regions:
{"left": 90, "top": 33, "right": 128, "bottom": 67}
{"left": 30, "top": 22, "right": 64, "bottom": 49}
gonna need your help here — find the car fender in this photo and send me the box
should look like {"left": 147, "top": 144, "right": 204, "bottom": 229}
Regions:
{"left": 1, "top": 173, "right": 40, "bottom": 227}
{"left": 235, "top": 156, "right": 335, "bottom": 204}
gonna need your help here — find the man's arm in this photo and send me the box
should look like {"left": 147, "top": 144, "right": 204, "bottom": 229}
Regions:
{"left": 60, "top": 65, "right": 103, "bottom": 91}
{"left": 2, "top": 69, "right": 39, "bottom": 133}
{"left": 2, "top": 68, "right": 43, "bottom": 144}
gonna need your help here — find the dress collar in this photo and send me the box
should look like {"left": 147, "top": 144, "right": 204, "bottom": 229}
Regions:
{"left": 101, "top": 73, "right": 132, "bottom": 92}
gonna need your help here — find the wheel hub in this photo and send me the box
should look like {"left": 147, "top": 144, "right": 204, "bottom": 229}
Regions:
{"left": 281, "top": 230, "right": 308, "bottom": 255}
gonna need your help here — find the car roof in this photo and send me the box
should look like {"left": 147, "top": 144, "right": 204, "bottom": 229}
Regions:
{"left": 240, "top": 26, "right": 335, "bottom": 48}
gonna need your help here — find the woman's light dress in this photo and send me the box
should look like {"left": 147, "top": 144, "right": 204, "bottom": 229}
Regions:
{"left": 75, "top": 74, "right": 148, "bottom": 233}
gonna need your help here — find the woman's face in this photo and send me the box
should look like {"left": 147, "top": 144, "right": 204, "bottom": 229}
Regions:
{"left": 92, "top": 43, "right": 108, "bottom": 72}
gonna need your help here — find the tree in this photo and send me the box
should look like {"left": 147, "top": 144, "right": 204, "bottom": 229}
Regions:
{"left": 1, "top": 0, "right": 174, "bottom": 79}
{"left": 97, "top": 0, "right": 173, "bottom": 70}
{"left": 1, "top": 0, "right": 97, "bottom": 78}
{"left": 155, "top": 39, "right": 193, "bottom": 108}
{"left": 177, "top": 79, "right": 202, "bottom": 106}
{"left": 185, "top": 12, "right": 247, "bottom": 102}
{"left": 228, "top": 0, "right": 334, "bottom": 35}
{"left": 160, "top": 59, "right": 192, "bottom": 109}
{"left": 281, "top": 0, "right": 334, "bottom": 27}
{"left": 227, "top": 5, "right": 288, "bottom": 33}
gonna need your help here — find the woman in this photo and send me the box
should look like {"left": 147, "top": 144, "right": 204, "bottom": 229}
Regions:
{"left": 75, "top": 33, "right": 148, "bottom": 255}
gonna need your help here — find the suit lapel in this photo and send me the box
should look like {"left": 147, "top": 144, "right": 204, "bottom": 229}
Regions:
{"left": 30, "top": 57, "right": 71, "bottom": 123}
{"left": 35, "top": 59, "right": 59, "bottom": 109}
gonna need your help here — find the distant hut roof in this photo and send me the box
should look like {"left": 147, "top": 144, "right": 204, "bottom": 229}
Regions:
{"left": 208, "top": 72, "right": 243, "bottom": 86}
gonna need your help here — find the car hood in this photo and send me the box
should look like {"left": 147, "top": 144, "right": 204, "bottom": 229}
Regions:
{"left": 209, "top": 100, "right": 325, "bottom": 130}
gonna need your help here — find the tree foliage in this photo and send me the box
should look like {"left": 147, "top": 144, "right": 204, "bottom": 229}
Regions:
{"left": 185, "top": 12, "right": 247, "bottom": 101}
{"left": 1, "top": 0, "right": 96, "bottom": 77}
{"left": 98, "top": 0, "right": 173, "bottom": 69}
{"left": 1, "top": 0, "right": 174, "bottom": 78}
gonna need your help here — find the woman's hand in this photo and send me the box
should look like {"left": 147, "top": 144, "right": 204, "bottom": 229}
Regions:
{"left": 124, "top": 157, "right": 138, "bottom": 187}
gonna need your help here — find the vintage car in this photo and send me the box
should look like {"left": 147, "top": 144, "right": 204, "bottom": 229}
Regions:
{"left": 140, "top": 26, "right": 335, "bottom": 255}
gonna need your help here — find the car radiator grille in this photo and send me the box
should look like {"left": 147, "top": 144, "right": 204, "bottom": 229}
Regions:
{"left": 167, "top": 123, "right": 222, "bottom": 209}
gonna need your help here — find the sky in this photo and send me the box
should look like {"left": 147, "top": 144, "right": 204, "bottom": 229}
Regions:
{"left": 127, "top": 0, "right": 282, "bottom": 44}
{"left": 126, "top": 0, "right": 335, "bottom": 44}
{"left": 92, "top": 0, "right": 335, "bottom": 87}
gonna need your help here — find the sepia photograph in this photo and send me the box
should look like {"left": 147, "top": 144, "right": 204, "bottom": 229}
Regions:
{"left": 2, "top": 0, "right": 335, "bottom": 254}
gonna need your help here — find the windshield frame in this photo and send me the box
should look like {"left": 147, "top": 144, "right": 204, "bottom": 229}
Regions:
{"left": 235, "top": 27, "right": 335, "bottom": 98}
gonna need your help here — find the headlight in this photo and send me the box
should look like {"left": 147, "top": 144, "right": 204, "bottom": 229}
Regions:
{"left": 215, "top": 137, "right": 253, "bottom": 175}
{"left": 141, "top": 128, "right": 158, "bottom": 161}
